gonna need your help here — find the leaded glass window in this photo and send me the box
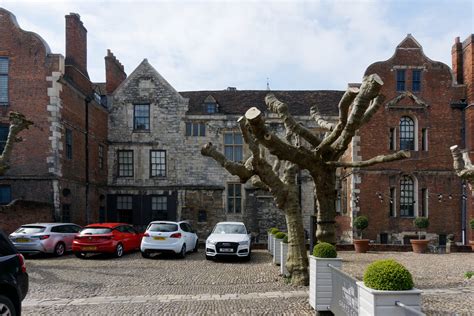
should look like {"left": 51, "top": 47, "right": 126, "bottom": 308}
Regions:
{"left": 227, "top": 183, "right": 242, "bottom": 213}
{"left": 134, "top": 104, "right": 150, "bottom": 131}
{"left": 400, "top": 176, "right": 414, "bottom": 217}
{"left": 150, "top": 150, "right": 166, "bottom": 177}
{"left": 118, "top": 150, "right": 133, "bottom": 177}
{"left": 399, "top": 116, "right": 414, "bottom": 150}
{"left": 224, "top": 132, "right": 243, "bottom": 161}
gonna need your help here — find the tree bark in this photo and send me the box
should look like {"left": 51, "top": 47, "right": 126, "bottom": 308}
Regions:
{"left": 312, "top": 168, "right": 338, "bottom": 244}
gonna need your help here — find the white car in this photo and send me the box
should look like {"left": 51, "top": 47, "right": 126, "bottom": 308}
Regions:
{"left": 140, "top": 221, "right": 198, "bottom": 258}
{"left": 205, "top": 222, "right": 251, "bottom": 261}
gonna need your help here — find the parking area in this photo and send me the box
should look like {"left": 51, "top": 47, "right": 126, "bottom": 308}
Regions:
{"left": 22, "top": 249, "right": 313, "bottom": 315}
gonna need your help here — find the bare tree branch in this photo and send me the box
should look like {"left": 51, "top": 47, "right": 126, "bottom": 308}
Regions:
{"left": 201, "top": 143, "right": 253, "bottom": 182}
{"left": 249, "top": 175, "right": 269, "bottom": 190}
{"left": 310, "top": 105, "right": 335, "bottom": 131}
{"left": 0, "top": 112, "right": 34, "bottom": 175}
{"left": 359, "top": 94, "right": 386, "bottom": 126}
{"left": 265, "top": 94, "right": 322, "bottom": 148}
{"left": 331, "top": 74, "right": 384, "bottom": 156}
{"left": 245, "top": 107, "right": 315, "bottom": 170}
{"left": 326, "top": 150, "right": 410, "bottom": 167}
{"left": 450, "top": 145, "right": 474, "bottom": 183}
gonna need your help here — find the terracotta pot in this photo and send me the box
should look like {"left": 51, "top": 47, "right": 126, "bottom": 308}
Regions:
{"left": 353, "top": 239, "right": 370, "bottom": 253}
{"left": 410, "top": 239, "right": 429, "bottom": 253}
{"left": 470, "top": 241, "right": 474, "bottom": 251}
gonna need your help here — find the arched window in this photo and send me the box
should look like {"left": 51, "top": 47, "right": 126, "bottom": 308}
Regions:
{"left": 399, "top": 116, "right": 415, "bottom": 150}
{"left": 400, "top": 176, "right": 414, "bottom": 217}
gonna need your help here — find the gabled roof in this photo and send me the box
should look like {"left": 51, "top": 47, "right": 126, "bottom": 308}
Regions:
{"left": 180, "top": 90, "right": 344, "bottom": 116}
{"left": 397, "top": 34, "right": 422, "bottom": 50}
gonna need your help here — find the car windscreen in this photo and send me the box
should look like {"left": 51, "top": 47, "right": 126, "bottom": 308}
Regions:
{"left": 148, "top": 223, "right": 178, "bottom": 232}
{"left": 80, "top": 227, "right": 112, "bottom": 235}
{"left": 212, "top": 224, "right": 247, "bottom": 234}
{"left": 15, "top": 226, "right": 46, "bottom": 234}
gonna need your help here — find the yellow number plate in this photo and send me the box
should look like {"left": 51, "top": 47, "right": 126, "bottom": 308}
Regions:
{"left": 153, "top": 236, "right": 166, "bottom": 240}
{"left": 82, "top": 246, "right": 97, "bottom": 251}
{"left": 15, "top": 238, "right": 30, "bottom": 243}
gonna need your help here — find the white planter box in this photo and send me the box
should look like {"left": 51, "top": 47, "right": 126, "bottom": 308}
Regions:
{"left": 280, "top": 242, "right": 289, "bottom": 276}
{"left": 357, "top": 282, "right": 422, "bottom": 316}
{"left": 267, "top": 234, "right": 272, "bottom": 251}
{"left": 309, "top": 256, "right": 342, "bottom": 311}
{"left": 273, "top": 239, "right": 282, "bottom": 265}
{"left": 269, "top": 235, "right": 274, "bottom": 254}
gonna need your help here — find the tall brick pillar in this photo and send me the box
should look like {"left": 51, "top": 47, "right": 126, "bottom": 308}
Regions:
{"left": 105, "top": 49, "right": 127, "bottom": 94}
{"left": 65, "top": 13, "right": 88, "bottom": 78}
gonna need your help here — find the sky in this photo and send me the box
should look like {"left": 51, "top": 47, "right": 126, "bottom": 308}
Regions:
{"left": 1, "top": 0, "right": 473, "bottom": 91}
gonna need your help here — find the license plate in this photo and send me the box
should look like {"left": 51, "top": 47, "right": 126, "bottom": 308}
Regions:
{"left": 219, "top": 248, "right": 233, "bottom": 252}
{"left": 153, "top": 236, "right": 166, "bottom": 240}
{"left": 82, "top": 246, "right": 97, "bottom": 251}
{"left": 15, "top": 238, "right": 30, "bottom": 243}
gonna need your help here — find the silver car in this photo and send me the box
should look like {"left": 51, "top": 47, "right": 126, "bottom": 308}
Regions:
{"left": 9, "top": 223, "right": 82, "bottom": 256}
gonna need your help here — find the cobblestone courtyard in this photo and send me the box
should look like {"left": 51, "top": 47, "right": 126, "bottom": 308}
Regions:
{"left": 22, "top": 250, "right": 473, "bottom": 315}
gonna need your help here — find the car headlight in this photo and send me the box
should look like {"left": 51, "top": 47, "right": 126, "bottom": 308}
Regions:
{"left": 206, "top": 240, "right": 216, "bottom": 245}
{"left": 239, "top": 240, "right": 249, "bottom": 246}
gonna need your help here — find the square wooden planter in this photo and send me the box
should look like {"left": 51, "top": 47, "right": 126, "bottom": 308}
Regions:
{"left": 357, "top": 282, "right": 422, "bottom": 316}
{"left": 280, "top": 242, "right": 289, "bottom": 276}
{"left": 309, "top": 256, "right": 342, "bottom": 311}
{"left": 273, "top": 238, "right": 282, "bottom": 265}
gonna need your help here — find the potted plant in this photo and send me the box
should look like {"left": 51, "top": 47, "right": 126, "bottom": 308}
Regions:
{"left": 280, "top": 234, "right": 289, "bottom": 276}
{"left": 410, "top": 217, "right": 430, "bottom": 253}
{"left": 357, "top": 259, "right": 422, "bottom": 315}
{"left": 268, "top": 228, "right": 279, "bottom": 255}
{"left": 309, "top": 242, "right": 342, "bottom": 311}
{"left": 273, "top": 232, "right": 286, "bottom": 265}
{"left": 353, "top": 215, "right": 370, "bottom": 253}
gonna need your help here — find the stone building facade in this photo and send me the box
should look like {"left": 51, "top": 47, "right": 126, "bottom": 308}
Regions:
{"left": 0, "top": 8, "right": 108, "bottom": 227}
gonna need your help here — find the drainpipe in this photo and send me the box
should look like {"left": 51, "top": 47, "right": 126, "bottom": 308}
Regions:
{"left": 85, "top": 95, "right": 92, "bottom": 224}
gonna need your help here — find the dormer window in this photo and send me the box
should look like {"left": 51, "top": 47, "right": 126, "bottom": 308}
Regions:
{"left": 204, "top": 95, "right": 218, "bottom": 114}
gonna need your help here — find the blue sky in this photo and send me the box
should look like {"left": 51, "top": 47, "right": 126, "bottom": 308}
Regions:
{"left": 1, "top": 0, "right": 473, "bottom": 91}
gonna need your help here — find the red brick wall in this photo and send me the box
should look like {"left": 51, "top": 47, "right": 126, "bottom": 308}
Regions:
{"left": 105, "top": 49, "right": 127, "bottom": 94}
{"left": 65, "top": 13, "right": 88, "bottom": 78}
{"left": 0, "top": 200, "right": 53, "bottom": 234}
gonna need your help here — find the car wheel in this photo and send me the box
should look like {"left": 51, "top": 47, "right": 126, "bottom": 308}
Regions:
{"left": 54, "top": 242, "right": 66, "bottom": 257}
{"left": 0, "top": 295, "right": 16, "bottom": 316}
{"left": 193, "top": 239, "right": 199, "bottom": 253}
{"left": 74, "top": 252, "right": 87, "bottom": 259}
{"left": 179, "top": 244, "right": 186, "bottom": 258}
{"left": 115, "top": 243, "right": 124, "bottom": 258}
{"left": 141, "top": 251, "right": 150, "bottom": 259}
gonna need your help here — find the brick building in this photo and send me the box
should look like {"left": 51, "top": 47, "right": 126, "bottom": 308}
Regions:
{"left": 0, "top": 8, "right": 108, "bottom": 227}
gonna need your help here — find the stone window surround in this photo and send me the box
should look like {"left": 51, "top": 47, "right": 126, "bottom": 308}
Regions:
{"left": 150, "top": 150, "right": 166, "bottom": 178}
{"left": 224, "top": 131, "right": 243, "bottom": 162}
{"left": 399, "top": 115, "right": 418, "bottom": 151}
{"left": 227, "top": 182, "right": 242, "bottom": 214}
{"left": 399, "top": 175, "right": 419, "bottom": 218}
{"left": 133, "top": 103, "right": 150, "bottom": 131}
{"left": 185, "top": 121, "right": 206, "bottom": 136}
{"left": 117, "top": 150, "right": 134, "bottom": 177}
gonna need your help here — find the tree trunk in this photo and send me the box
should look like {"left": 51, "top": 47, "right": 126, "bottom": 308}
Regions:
{"left": 313, "top": 168, "right": 337, "bottom": 244}
{"left": 284, "top": 186, "right": 309, "bottom": 286}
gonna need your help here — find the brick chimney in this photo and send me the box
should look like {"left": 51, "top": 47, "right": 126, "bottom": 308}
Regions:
{"left": 105, "top": 49, "right": 127, "bottom": 94}
{"left": 65, "top": 13, "right": 88, "bottom": 78}
{"left": 462, "top": 35, "right": 474, "bottom": 105}
{"left": 452, "top": 37, "right": 463, "bottom": 85}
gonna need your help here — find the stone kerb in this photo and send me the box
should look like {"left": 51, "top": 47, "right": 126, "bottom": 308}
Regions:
{"left": 273, "top": 238, "right": 282, "bottom": 265}
{"left": 280, "top": 242, "right": 289, "bottom": 276}
{"left": 309, "top": 255, "right": 343, "bottom": 311}
{"left": 357, "top": 282, "right": 422, "bottom": 316}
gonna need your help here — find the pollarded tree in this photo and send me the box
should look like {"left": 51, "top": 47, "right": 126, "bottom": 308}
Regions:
{"left": 0, "top": 112, "right": 33, "bottom": 176}
{"left": 202, "top": 117, "right": 309, "bottom": 286}
{"left": 243, "top": 74, "right": 409, "bottom": 244}
{"left": 450, "top": 145, "right": 474, "bottom": 185}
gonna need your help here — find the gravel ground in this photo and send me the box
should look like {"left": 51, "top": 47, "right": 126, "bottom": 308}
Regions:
{"left": 21, "top": 250, "right": 473, "bottom": 315}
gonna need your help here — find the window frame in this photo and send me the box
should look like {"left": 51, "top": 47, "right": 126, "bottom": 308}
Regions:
{"left": 421, "top": 128, "right": 428, "bottom": 151}
{"left": 117, "top": 150, "right": 134, "bottom": 177}
{"left": 399, "top": 116, "right": 415, "bottom": 151}
{"left": 185, "top": 122, "right": 206, "bottom": 136}
{"left": 396, "top": 69, "right": 406, "bottom": 92}
{"left": 98, "top": 144, "right": 104, "bottom": 169}
{"left": 150, "top": 150, "right": 166, "bottom": 178}
{"left": 0, "top": 57, "right": 9, "bottom": 105}
{"left": 151, "top": 195, "right": 168, "bottom": 220}
{"left": 400, "top": 176, "right": 415, "bottom": 217}
{"left": 133, "top": 104, "right": 150, "bottom": 131}
{"left": 0, "top": 124, "right": 9, "bottom": 154}
{"left": 0, "top": 185, "right": 11, "bottom": 205}
{"left": 206, "top": 102, "right": 217, "bottom": 114}
{"left": 65, "top": 128, "right": 73, "bottom": 160}
{"left": 227, "top": 183, "right": 242, "bottom": 214}
{"left": 412, "top": 69, "right": 421, "bottom": 92}
{"left": 224, "top": 131, "right": 243, "bottom": 162}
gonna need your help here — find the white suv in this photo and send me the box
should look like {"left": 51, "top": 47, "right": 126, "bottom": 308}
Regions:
{"left": 140, "top": 221, "right": 198, "bottom": 258}
{"left": 205, "top": 222, "right": 251, "bottom": 261}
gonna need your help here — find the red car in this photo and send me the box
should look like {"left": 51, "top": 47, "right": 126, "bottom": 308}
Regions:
{"left": 72, "top": 223, "right": 142, "bottom": 258}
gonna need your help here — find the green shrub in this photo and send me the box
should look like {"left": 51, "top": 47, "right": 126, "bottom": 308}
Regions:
{"left": 354, "top": 216, "right": 369, "bottom": 238}
{"left": 312, "top": 242, "right": 337, "bottom": 258}
{"left": 470, "top": 219, "right": 474, "bottom": 230}
{"left": 275, "top": 232, "right": 286, "bottom": 239}
{"left": 465, "top": 271, "right": 474, "bottom": 279}
{"left": 268, "top": 227, "right": 277, "bottom": 233}
{"left": 363, "top": 259, "right": 414, "bottom": 291}
{"left": 270, "top": 228, "right": 280, "bottom": 235}
{"left": 282, "top": 235, "right": 289, "bottom": 243}
{"left": 413, "top": 217, "right": 429, "bottom": 229}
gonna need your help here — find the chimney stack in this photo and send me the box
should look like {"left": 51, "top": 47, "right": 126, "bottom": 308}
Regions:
{"left": 452, "top": 37, "right": 463, "bottom": 85}
{"left": 105, "top": 49, "right": 127, "bottom": 94}
{"left": 65, "top": 13, "right": 88, "bottom": 78}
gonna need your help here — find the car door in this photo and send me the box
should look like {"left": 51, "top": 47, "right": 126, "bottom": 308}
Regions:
{"left": 126, "top": 225, "right": 140, "bottom": 249}
{"left": 187, "top": 223, "right": 197, "bottom": 246}
{"left": 116, "top": 226, "right": 130, "bottom": 251}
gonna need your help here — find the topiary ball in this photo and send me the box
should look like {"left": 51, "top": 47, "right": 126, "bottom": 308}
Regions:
{"left": 275, "top": 232, "right": 286, "bottom": 239}
{"left": 312, "top": 242, "right": 337, "bottom": 258}
{"left": 363, "top": 259, "right": 414, "bottom": 291}
{"left": 354, "top": 216, "right": 369, "bottom": 231}
{"left": 413, "top": 217, "right": 429, "bottom": 229}
{"left": 268, "top": 227, "right": 277, "bottom": 233}
{"left": 270, "top": 228, "right": 280, "bottom": 235}
{"left": 282, "top": 235, "right": 289, "bottom": 243}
